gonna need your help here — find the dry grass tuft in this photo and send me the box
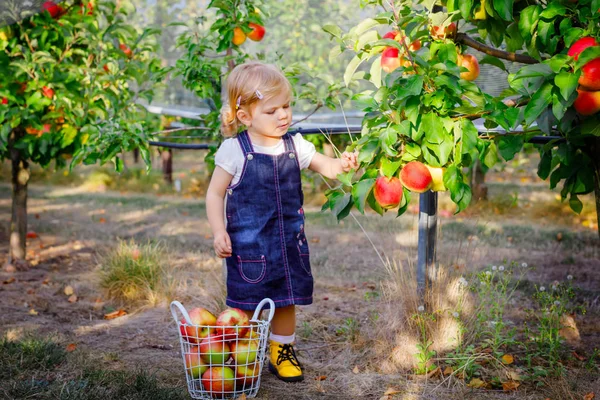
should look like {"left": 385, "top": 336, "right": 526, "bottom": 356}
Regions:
{"left": 373, "top": 257, "right": 474, "bottom": 373}
{"left": 98, "top": 240, "right": 176, "bottom": 307}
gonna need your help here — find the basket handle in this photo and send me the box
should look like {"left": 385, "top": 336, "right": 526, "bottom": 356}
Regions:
{"left": 250, "top": 298, "right": 275, "bottom": 323}
{"left": 170, "top": 300, "right": 192, "bottom": 324}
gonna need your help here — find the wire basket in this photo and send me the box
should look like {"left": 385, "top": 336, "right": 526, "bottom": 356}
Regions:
{"left": 170, "top": 299, "right": 275, "bottom": 399}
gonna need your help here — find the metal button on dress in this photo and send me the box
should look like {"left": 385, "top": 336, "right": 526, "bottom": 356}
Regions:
{"left": 289, "top": 153, "right": 295, "bottom": 159}
{"left": 227, "top": 189, "right": 233, "bottom": 195}
{"left": 247, "top": 154, "right": 254, "bottom": 160}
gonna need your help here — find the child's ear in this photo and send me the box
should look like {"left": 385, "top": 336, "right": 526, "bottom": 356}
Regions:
{"left": 237, "top": 109, "right": 252, "bottom": 127}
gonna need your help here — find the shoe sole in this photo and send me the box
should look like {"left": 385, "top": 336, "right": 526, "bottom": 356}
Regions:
{"left": 268, "top": 362, "right": 304, "bottom": 382}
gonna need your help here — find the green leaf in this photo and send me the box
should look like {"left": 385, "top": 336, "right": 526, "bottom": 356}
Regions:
{"left": 518, "top": 5, "right": 541, "bottom": 40}
{"left": 537, "top": 150, "right": 552, "bottom": 180}
{"left": 114, "top": 156, "right": 124, "bottom": 172}
{"left": 420, "top": 113, "right": 444, "bottom": 144}
{"left": 352, "top": 179, "right": 376, "bottom": 214}
{"left": 370, "top": 56, "right": 382, "bottom": 88}
{"left": 322, "top": 24, "right": 343, "bottom": 39}
{"left": 344, "top": 55, "right": 364, "bottom": 87}
{"left": 358, "top": 139, "right": 379, "bottom": 164}
{"left": 483, "top": 141, "right": 498, "bottom": 168}
{"left": 523, "top": 82, "right": 553, "bottom": 125}
{"left": 554, "top": 71, "right": 579, "bottom": 101}
{"left": 396, "top": 187, "right": 411, "bottom": 217}
{"left": 479, "top": 55, "right": 507, "bottom": 72}
{"left": 459, "top": 0, "right": 473, "bottom": 20}
{"left": 337, "top": 171, "right": 354, "bottom": 186}
{"left": 493, "top": 0, "right": 513, "bottom": 20}
{"left": 381, "top": 158, "right": 402, "bottom": 177}
{"left": 505, "top": 22, "right": 524, "bottom": 52}
{"left": 330, "top": 192, "right": 352, "bottom": 221}
{"left": 498, "top": 135, "right": 524, "bottom": 161}
{"left": 539, "top": 3, "right": 566, "bottom": 20}
{"left": 397, "top": 75, "right": 424, "bottom": 99}
{"left": 569, "top": 194, "right": 583, "bottom": 214}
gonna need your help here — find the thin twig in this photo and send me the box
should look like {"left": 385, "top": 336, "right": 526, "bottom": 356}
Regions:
{"left": 290, "top": 102, "right": 324, "bottom": 127}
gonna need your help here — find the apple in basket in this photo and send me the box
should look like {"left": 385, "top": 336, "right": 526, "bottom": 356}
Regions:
{"left": 180, "top": 307, "right": 217, "bottom": 343}
{"left": 184, "top": 346, "right": 209, "bottom": 379}
{"left": 235, "top": 362, "right": 261, "bottom": 388}
{"left": 230, "top": 338, "right": 259, "bottom": 365}
{"left": 201, "top": 367, "right": 236, "bottom": 398}
{"left": 199, "top": 333, "right": 231, "bottom": 364}
{"left": 215, "top": 308, "right": 250, "bottom": 339}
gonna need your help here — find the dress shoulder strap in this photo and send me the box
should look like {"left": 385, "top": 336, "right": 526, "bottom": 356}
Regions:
{"left": 236, "top": 131, "right": 254, "bottom": 154}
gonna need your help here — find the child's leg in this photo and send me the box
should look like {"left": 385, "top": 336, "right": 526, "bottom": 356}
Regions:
{"left": 268, "top": 305, "right": 303, "bottom": 382}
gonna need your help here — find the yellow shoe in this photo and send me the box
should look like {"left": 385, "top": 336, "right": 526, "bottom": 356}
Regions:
{"left": 268, "top": 341, "right": 304, "bottom": 382}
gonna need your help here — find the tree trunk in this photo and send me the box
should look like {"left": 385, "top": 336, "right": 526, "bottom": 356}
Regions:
{"left": 592, "top": 138, "right": 600, "bottom": 240}
{"left": 10, "top": 145, "right": 29, "bottom": 262}
{"left": 161, "top": 148, "right": 173, "bottom": 184}
{"left": 470, "top": 160, "right": 488, "bottom": 202}
{"left": 133, "top": 148, "right": 139, "bottom": 164}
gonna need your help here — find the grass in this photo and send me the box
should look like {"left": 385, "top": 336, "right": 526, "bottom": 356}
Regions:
{"left": 0, "top": 335, "right": 187, "bottom": 400}
{"left": 99, "top": 240, "right": 175, "bottom": 307}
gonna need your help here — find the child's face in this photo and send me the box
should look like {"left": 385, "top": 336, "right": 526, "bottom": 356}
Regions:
{"left": 244, "top": 91, "right": 292, "bottom": 139}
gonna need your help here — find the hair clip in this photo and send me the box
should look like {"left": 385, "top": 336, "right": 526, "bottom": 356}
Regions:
{"left": 235, "top": 96, "right": 241, "bottom": 110}
{"left": 255, "top": 90, "right": 263, "bottom": 99}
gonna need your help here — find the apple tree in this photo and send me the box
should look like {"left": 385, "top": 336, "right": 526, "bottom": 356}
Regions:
{"left": 172, "top": 0, "right": 353, "bottom": 168}
{"left": 322, "top": 0, "right": 600, "bottom": 238}
{"left": 0, "top": 0, "right": 170, "bottom": 262}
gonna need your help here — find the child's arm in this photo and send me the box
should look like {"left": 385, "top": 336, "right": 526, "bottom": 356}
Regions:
{"left": 206, "top": 166, "right": 234, "bottom": 258}
{"left": 308, "top": 151, "right": 359, "bottom": 180}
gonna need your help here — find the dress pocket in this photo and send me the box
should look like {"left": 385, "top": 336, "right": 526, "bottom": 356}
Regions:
{"left": 297, "top": 243, "right": 312, "bottom": 276}
{"left": 236, "top": 255, "right": 267, "bottom": 284}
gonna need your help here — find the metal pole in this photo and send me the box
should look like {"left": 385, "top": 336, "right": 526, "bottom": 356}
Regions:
{"left": 417, "top": 191, "right": 438, "bottom": 302}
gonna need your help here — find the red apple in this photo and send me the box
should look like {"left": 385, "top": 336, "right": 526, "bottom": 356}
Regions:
{"left": 430, "top": 22, "right": 457, "bottom": 40}
{"left": 79, "top": 2, "right": 94, "bottom": 15}
{"left": 42, "top": 86, "right": 54, "bottom": 99}
{"left": 235, "top": 362, "right": 260, "bottom": 388}
{"left": 1, "top": 98, "right": 7, "bottom": 105}
{"left": 383, "top": 30, "right": 420, "bottom": 51}
{"left": 373, "top": 176, "right": 403, "bottom": 209}
{"left": 181, "top": 307, "right": 218, "bottom": 343}
{"left": 185, "top": 346, "right": 209, "bottom": 379}
{"left": 579, "top": 58, "right": 600, "bottom": 90}
{"left": 42, "top": 1, "right": 64, "bottom": 18}
{"left": 230, "top": 338, "right": 259, "bottom": 365}
{"left": 215, "top": 308, "right": 250, "bottom": 339}
{"left": 247, "top": 23, "right": 265, "bottom": 41}
{"left": 458, "top": 53, "right": 480, "bottom": 81}
{"left": 119, "top": 43, "right": 132, "bottom": 58}
{"left": 381, "top": 47, "right": 401, "bottom": 73}
{"left": 232, "top": 27, "right": 246, "bottom": 46}
{"left": 199, "top": 333, "right": 231, "bottom": 364}
{"left": 573, "top": 88, "right": 600, "bottom": 115}
{"left": 567, "top": 37, "right": 599, "bottom": 60}
{"left": 202, "top": 367, "right": 236, "bottom": 398}
{"left": 400, "top": 161, "right": 433, "bottom": 193}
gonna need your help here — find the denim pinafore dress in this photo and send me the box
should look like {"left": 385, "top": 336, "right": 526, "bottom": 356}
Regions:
{"left": 224, "top": 131, "right": 313, "bottom": 310}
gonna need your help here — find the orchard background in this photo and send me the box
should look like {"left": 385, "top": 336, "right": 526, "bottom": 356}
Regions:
{"left": 1, "top": 0, "right": 599, "bottom": 399}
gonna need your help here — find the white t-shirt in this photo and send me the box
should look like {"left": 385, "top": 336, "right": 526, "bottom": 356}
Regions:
{"left": 215, "top": 133, "right": 317, "bottom": 185}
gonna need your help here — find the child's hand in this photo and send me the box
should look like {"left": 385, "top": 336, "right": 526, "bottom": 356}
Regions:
{"left": 213, "top": 230, "right": 232, "bottom": 258}
{"left": 340, "top": 151, "right": 359, "bottom": 172}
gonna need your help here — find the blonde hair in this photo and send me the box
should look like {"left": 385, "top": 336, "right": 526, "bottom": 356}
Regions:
{"left": 220, "top": 62, "right": 292, "bottom": 137}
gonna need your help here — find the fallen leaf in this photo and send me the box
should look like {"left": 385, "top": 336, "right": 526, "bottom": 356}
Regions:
{"left": 235, "top": 394, "right": 247, "bottom": 400}
{"left": 3, "top": 277, "right": 15, "bottom": 284}
{"left": 64, "top": 285, "right": 74, "bottom": 296}
{"left": 182, "top": 212, "right": 189, "bottom": 216}
{"left": 42, "top": 277, "right": 50, "bottom": 285}
{"left": 98, "top": 217, "right": 106, "bottom": 224}
{"left": 443, "top": 366, "right": 454, "bottom": 376}
{"left": 467, "top": 378, "right": 487, "bottom": 389}
{"left": 29, "top": 309, "right": 38, "bottom": 316}
{"left": 315, "top": 375, "right": 327, "bottom": 381}
{"left": 502, "top": 354, "right": 514, "bottom": 365}
{"left": 427, "top": 366, "right": 441, "bottom": 378}
{"left": 66, "top": 343, "right": 77, "bottom": 352}
{"left": 26, "top": 231, "right": 38, "bottom": 239}
{"left": 572, "top": 351, "right": 586, "bottom": 361}
{"left": 322, "top": 297, "right": 329, "bottom": 300}
{"left": 104, "top": 309, "right": 127, "bottom": 320}
{"left": 27, "top": 288, "right": 35, "bottom": 295}
{"left": 502, "top": 381, "right": 520, "bottom": 391}
{"left": 506, "top": 370, "right": 522, "bottom": 381}
{"left": 584, "top": 393, "right": 595, "bottom": 400}
{"left": 68, "top": 295, "right": 78, "bottom": 303}
{"left": 556, "top": 232, "right": 563, "bottom": 241}
{"left": 352, "top": 366, "right": 359, "bottom": 374}
{"left": 311, "top": 237, "right": 320, "bottom": 243}
{"left": 383, "top": 387, "right": 402, "bottom": 395}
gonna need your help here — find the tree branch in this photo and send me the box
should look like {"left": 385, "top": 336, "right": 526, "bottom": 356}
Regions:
{"left": 455, "top": 33, "right": 540, "bottom": 64}
{"left": 290, "top": 102, "right": 323, "bottom": 127}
